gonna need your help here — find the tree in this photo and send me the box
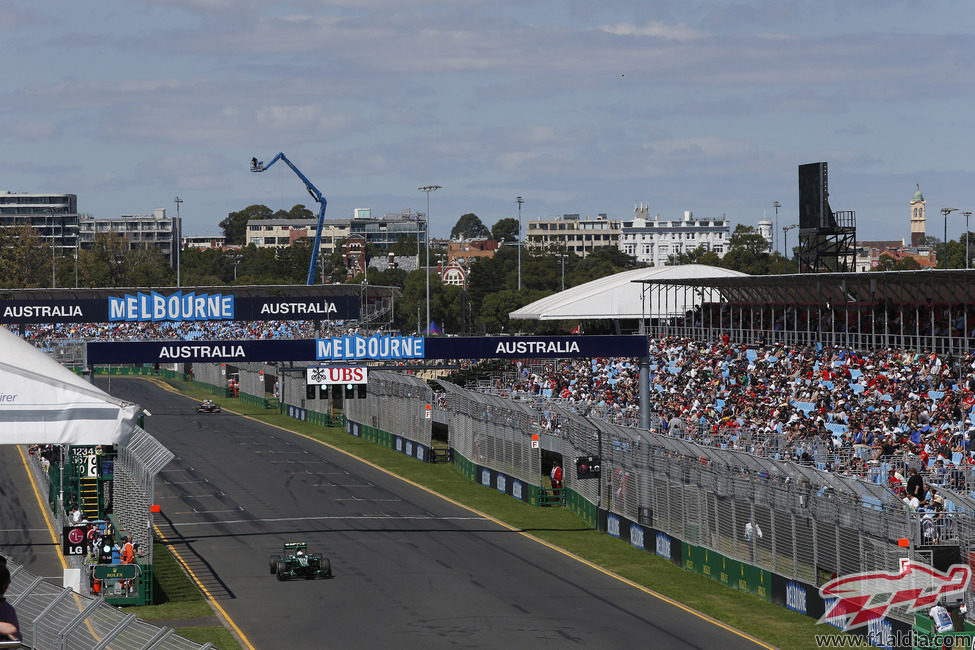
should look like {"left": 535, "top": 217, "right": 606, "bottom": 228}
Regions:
{"left": 875, "top": 254, "right": 922, "bottom": 271}
{"left": 450, "top": 213, "right": 490, "bottom": 240}
{"left": 219, "top": 204, "right": 274, "bottom": 245}
{"left": 126, "top": 247, "right": 176, "bottom": 286}
{"left": 667, "top": 246, "right": 721, "bottom": 267}
{"left": 719, "top": 225, "right": 773, "bottom": 275}
{"left": 491, "top": 218, "right": 519, "bottom": 243}
{"left": 390, "top": 235, "right": 420, "bottom": 257}
{"left": 573, "top": 247, "right": 640, "bottom": 284}
{"left": 79, "top": 233, "right": 130, "bottom": 287}
{"left": 0, "top": 224, "right": 48, "bottom": 288}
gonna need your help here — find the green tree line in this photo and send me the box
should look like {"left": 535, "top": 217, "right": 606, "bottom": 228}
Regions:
{"left": 3, "top": 210, "right": 972, "bottom": 333}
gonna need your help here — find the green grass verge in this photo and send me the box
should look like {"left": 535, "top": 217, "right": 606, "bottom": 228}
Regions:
{"left": 151, "top": 380, "right": 869, "bottom": 650}
{"left": 127, "top": 539, "right": 242, "bottom": 649}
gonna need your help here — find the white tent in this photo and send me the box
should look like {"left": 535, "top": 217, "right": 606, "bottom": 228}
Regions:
{"left": 509, "top": 264, "right": 748, "bottom": 321}
{"left": 0, "top": 326, "right": 140, "bottom": 445}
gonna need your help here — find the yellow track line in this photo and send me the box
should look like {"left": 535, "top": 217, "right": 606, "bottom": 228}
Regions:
{"left": 18, "top": 445, "right": 68, "bottom": 571}
{"left": 20, "top": 445, "right": 107, "bottom": 647}
{"left": 148, "top": 379, "right": 776, "bottom": 649}
{"left": 152, "top": 524, "right": 256, "bottom": 650}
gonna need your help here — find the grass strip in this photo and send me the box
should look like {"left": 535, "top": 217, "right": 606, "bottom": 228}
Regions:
{"left": 128, "top": 539, "right": 242, "bottom": 649}
{"left": 156, "top": 382, "right": 868, "bottom": 650}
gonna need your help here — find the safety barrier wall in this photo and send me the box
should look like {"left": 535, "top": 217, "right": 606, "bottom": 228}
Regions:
{"left": 5, "top": 558, "right": 213, "bottom": 650}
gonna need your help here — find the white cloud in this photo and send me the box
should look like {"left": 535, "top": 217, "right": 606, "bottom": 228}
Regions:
{"left": 599, "top": 21, "right": 707, "bottom": 42}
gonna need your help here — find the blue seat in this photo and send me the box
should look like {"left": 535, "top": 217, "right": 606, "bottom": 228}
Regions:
{"left": 795, "top": 401, "right": 816, "bottom": 414}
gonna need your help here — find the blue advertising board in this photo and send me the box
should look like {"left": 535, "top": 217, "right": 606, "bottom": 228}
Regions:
{"left": 86, "top": 335, "right": 647, "bottom": 363}
{"left": 0, "top": 293, "right": 359, "bottom": 324}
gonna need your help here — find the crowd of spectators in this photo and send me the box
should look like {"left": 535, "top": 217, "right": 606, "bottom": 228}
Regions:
{"left": 23, "top": 320, "right": 361, "bottom": 347}
{"left": 481, "top": 336, "right": 975, "bottom": 495}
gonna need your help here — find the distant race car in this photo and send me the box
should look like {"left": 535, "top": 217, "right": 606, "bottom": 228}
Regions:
{"left": 195, "top": 401, "right": 221, "bottom": 413}
{"left": 269, "top": 542, "right": 331, "bottom": 581}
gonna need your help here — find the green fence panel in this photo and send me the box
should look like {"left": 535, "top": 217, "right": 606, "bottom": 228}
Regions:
{"left": 683, "top": 543, "right": 705, "bottom": 575}
{"left": 564, "top": 489, "right": 598, "bottom": 528}
{"left": 736, "top": 560, "right": 771, "bottom": 601}
{"left": 452, "top": 452, "right": 478, "bottom": 483}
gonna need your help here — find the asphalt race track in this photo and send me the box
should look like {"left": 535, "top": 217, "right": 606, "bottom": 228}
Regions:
{"left": 0, "top": 446, "right": 64, "bottom": 580}
{"left": 100, "top": 377, "right": 766, "bottom": 650}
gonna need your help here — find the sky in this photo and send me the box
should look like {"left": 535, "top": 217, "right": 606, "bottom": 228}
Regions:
{"left": 2, "top": 1, "right": 974, "bottom": 251}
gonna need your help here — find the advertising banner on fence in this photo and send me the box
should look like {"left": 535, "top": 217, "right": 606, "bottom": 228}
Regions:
{"left": 88, "top": 335, "right": 650, "bottom": 364}
{"left": 0, "top": 293, "right": 359, "bottom": 324}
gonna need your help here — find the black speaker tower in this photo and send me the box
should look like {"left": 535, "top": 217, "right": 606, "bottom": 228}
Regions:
{"left": 797, "top": 162, "right": 856, "bottom": 272}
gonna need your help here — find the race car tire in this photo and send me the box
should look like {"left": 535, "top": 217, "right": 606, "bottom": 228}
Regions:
{"left": 269, "top": 555, "right": 280, "bottom": 574}
{"left": 321, "top": 558, "right": 332, "bottom": 578}
{"left": 276, "top": 560, "right": 288, "bottom": 580}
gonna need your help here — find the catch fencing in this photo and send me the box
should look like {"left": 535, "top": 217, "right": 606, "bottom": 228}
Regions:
{"left": 4, "top": 558, "right": 212, "bottom": 650}
{"left": 114, "top": 426, "right": 175, "bottom": 566}
{"left": 355, "top": 372, "right": 975, "bottom": 622}
{"left": 344, "top": 369, "right": 433, "bottom": 450}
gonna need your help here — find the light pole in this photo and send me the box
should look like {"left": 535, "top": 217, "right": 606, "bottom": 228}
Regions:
{"left": 963, "top": 212, "right": 972, "bottom": 270}
{"left": 418, "top": 185, "right": 441, "bottom": 334}
{"left": 559, "top": 252, "right": 568, "bottom": 291}
{"left": 942, "top": 208, "right": 958, "bottom": 269}
{"left": 49, "top": 209, "right": 57, "bottom": 288}
{"left": 516, "top": 196, "right": 524, "bottom": 291}
{"left": 174, "top": 196, "right": 183, "bottom": 286}
{"left": 772, "top": 200, "right": 781, "bottom": 255}
{"left": 783, "top": 224, "right": 798, "bottom": 269}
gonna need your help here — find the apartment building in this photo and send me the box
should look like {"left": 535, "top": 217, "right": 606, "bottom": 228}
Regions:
{"left": 525, "top": 213, "right": 622, "bottom": 257}
{"left": 0, "top": 191, "right": 79, "bottom": 252}
{"left": 78, "top": 209, "right": 181, "bottom": 265}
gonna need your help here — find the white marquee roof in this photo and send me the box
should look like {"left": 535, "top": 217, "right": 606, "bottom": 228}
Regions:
{"left": 509, "top": 264, "right": 748, "bottom": 321}
{"left": 0, "top": 326, "right": 140, "bottom": 445}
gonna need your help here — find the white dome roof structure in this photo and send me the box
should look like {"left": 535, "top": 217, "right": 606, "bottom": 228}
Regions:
{"left": 509, "top": 264, "right": 748, "bottom": 321}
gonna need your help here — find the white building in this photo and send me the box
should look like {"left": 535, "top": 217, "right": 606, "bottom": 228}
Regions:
{"left": 619, "top": 204, "right": 730, "bottom": 266}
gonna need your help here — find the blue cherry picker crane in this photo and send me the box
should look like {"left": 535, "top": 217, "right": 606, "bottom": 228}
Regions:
{"left": 250, "top": 153, "right": 327, "bottom": 285}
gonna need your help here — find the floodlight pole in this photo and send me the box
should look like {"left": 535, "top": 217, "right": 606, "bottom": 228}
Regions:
{"left": 772, "top": 200, "right": 781, "bottom": 255}
{"left": 419, "top": 185, "right": 441, "bottom": 334}
{"left": 516, "top": 196, "right": 524, "bottom": 291}
{"left": 174, "top": 196, "right": 183, "bottom": 287}
{"left": 964, "top": 212, "right": 972, "bottom": 270}
{"left": 942, "top": 208, "right": 958, "bottom": 269}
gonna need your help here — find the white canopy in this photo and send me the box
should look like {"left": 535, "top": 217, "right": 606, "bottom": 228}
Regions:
{"left": 509, "top": 264, "right": 749, "bottom": 321}
{"left": 0, "top": 326, "right": 140, "bottom": 445}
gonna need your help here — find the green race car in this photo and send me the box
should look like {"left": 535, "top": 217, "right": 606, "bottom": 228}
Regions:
{"left": 269, "top": 542, "right": 332, "bottom": 581}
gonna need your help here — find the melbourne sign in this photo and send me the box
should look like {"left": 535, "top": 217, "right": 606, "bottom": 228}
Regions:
{"left": 0, "top": 294, "right": 358, "bottom": 323}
